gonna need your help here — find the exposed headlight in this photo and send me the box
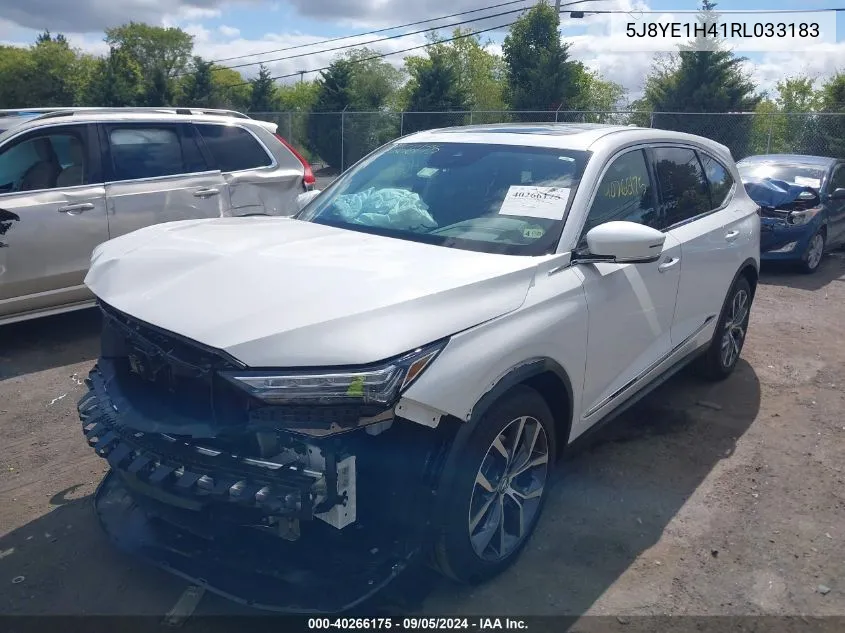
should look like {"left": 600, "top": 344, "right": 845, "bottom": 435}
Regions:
{"left": 788, "top": 207, "right": 822, "bottom": 226}
{"left": 219, "top": 340, "right": 447, "bottom": 406}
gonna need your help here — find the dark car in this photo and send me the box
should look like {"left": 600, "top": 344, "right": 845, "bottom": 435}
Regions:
{"left": 737, "top": 154, "right": 845, "bottom": 273}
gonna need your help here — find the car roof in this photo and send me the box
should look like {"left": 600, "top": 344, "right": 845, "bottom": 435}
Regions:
{"left": 738, "top": 154, "right": 838, "bottom": 167}
{"left": 0, "top": 108, "right": 276, "bottom": 142}
{"left": 397, "top": 123, "right": 732, "bottom": 156}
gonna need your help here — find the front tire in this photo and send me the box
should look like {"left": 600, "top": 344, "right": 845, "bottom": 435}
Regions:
{"left": 799, "top": 229, "right": 825, "bottom": 274}
{"left": 431, "top": 386, "right": 556, "bottom": 584}
{"left": 694, "top": 276, "right": 753, "bottom": 382}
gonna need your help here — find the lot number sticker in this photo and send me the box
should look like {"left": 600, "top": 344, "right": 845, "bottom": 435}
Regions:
{"left": 499, "top": 186, "right": 570, "bottom": 220}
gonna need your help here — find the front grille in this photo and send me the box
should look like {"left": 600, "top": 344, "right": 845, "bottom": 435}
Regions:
{"left": 79, "top": 368, "right": 320, "bottom": 519}
{"left": 98, "top": 301, "right": 249, "bottom": 432}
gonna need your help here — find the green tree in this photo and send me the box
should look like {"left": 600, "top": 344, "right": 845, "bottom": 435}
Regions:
{"left": 569, "top": 65, "right": 626, "bottom": 120}
{"left": 180, "top": 56, "right": 214, "bottom": 107}
{"left": 276, "top": 80, "right": 320, "bottom": 111}
{"left": 0, "top": 46, "right": 33, "bottom": 108}
{"left": 84, "top": 46, "right": 144, "bottom": 107}
{"left": 404, "top": 43, "right": 471, "bottom": 133}
{"left": 501, "top": 1, "right": 581, "bottom": 111}
{"left": 105, "top": 22, "right": 194, "bottom": 106}
{"left": 209, "top": 66, "right": 251, "bottom": 110}
{"left": 308, "top": 58, "right": 354, "bottom": 167}
{"left": 818, "top": 73, "right": 845, "bottom": 157}
{"left": 641, "top": 1, "right": 761, "bottom": 157}
{"left": 401, "top": 29, "right": 506, "bottom": 117}
{"left": 307, "top": 49, "right": 402, "bottom": 168}
{"left": 249, "top": 63, "right": 276, "bottom": 112}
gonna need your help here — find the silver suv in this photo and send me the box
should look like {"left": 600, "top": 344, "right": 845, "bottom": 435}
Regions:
{"left": 0, "top": 107, "right": 317, "bottom": 326}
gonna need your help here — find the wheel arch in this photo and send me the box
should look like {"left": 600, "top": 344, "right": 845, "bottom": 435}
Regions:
{"left": 736, "top": 257, "right": 759, "bottom": 300}
{"left": 467, "top": 358, "right": 575, "bottom": 459}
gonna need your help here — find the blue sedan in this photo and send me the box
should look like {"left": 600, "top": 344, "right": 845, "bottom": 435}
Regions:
{"left": 737, "top": 154, "right": 845, "bottom": 273}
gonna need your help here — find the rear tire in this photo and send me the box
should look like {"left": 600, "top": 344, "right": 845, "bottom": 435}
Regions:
{"left": 799, "top": 229, "right": 825, "bottom": 274}
{"left": 694, "top": 276, "right": 753, "bottom": 382}
{"left": 431, "top": 386, "right": 556, "bottom": 584}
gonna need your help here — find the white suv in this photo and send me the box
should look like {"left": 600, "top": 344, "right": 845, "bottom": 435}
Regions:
{"left": 78, "top": 123, "right": 760, "bottom": 612}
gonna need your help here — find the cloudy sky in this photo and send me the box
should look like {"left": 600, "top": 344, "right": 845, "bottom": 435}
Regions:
{"left": 0, "top": 0, "right": 843, "bottom": 103}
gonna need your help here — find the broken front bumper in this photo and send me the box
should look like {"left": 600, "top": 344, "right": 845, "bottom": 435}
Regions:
{"left": 79, "top": 368, "right": 420, "bottom": 613}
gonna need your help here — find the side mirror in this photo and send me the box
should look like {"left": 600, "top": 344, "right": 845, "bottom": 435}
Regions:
{"left": 829, "top": 188, "right": 845, "bottom": 200}
{"left": 582, "top": 221, "right": 666, "bottom": 264}
{"left": 296, "top": 189, "right": 321, "bottom": 211}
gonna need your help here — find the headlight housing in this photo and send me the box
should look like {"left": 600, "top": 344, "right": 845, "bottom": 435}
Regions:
{"left": 219, "top": 340, "right": 447, "bottom": 407}
{"left": 787, "top": 207, "right": 822, "bottom": 226}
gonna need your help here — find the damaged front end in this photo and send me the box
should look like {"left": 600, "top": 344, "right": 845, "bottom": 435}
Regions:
{"left": 742, "top": 177, "right": 825, "bottom": 256}
{"left": 79, "top": 302, "right": 455, "bottom": 613}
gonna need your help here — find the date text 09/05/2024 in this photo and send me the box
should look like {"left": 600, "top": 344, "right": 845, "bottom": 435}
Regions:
{"left": 625, "top": 22, "right": 820, "bottom": 39}
{"left": 307, "top": 618, "right": 529, "bottom": 630}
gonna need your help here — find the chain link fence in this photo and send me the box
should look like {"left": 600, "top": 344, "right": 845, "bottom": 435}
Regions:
{"left": 251, "top": 110, "right": 845, "bottom": 171}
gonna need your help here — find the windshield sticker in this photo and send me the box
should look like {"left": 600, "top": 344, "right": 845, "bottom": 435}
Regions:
{"left": 498, "top": 186, "right": 570, "bottom": 220}
{"left": 793, "top": 176, "right": 821, "bottom": 189}
{"left": 523, "top": 226, "right": 545, "bottom": 239}
{"left": 417, "top": 167, "right": 438, "bottom": 178}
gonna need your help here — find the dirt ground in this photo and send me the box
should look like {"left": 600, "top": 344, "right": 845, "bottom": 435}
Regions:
{"left": 1, "top": 252, "right": 844, "bottom": 629}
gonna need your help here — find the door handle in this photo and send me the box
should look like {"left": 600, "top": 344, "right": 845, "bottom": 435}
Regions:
{"left": 658, "top": 256, "right": 680, "bottom": 273}
{"left": 725, "top": 230, "right": 740, "bottom": 242}
{"left": 193, "top": 188, "right": 220, "bottom": 198}
{"left": 57, "top": 203, "right": 95, "bottom": 215}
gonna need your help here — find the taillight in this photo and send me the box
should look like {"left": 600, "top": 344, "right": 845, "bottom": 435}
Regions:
{"left": 274, "top": 133, "right": 316, "bottom": 188}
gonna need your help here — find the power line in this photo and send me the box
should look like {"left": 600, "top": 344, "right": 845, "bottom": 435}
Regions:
{"left": 212, "top": 4, "right": 548, "bottom": 73}
{"left": 226, "top": 19, "right": 518, "bottom": 88}
{"left": 205, "top": 0, "right": 535, "bottom": 66}
{"left": 221, "top": 0, "right": 601, "bottom": 85}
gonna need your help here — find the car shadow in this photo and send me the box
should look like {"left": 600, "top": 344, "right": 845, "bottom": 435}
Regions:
{"left": 0, "top": 308, "right": 101, "bottom": 382}
{"left": 0, "top": 360, "right": 761, "bottom": 624}
{"left": 759, "top": 250, "right": 845, "bottom": 292}
{"left": 368, "top": 359, "right": 762, "bottom": 619}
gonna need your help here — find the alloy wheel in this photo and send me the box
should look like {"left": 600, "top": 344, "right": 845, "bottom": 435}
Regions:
{"left": 468, "top": 416, "right": 550, "bottom": 561}
{"left": 720, "top": 288, "right": 749, "bottom": 369}
{"left": 806, "top": 233, "right": 824, "bottom": 271}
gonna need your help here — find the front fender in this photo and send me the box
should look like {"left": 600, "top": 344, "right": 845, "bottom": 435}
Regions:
{"left": 399, "top": 267, "right": 588, "bottom": 436}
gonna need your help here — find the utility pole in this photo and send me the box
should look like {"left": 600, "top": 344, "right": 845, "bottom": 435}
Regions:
{"left": 297, "top": 70, "right": 305, "bottom": 84}
{"left": 555, "top": 0, "right": 561, "bottom": 13}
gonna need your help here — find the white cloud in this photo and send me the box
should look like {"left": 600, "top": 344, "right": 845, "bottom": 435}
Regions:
{"left": 218, "top": 24, "right": 240, "bottom": 38}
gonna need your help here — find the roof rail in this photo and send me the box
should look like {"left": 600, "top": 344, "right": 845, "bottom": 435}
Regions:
{"left": 25, "top": 107, "right": 253, "bottom": 122}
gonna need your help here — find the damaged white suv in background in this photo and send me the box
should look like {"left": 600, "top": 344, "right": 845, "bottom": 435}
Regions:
{"left": 78, "top": 123, "right": 760, "bottom": 613}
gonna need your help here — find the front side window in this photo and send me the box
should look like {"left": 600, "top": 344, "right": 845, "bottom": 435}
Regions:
{"left": 828, "top": 164, "right": 845, "bottom": 192}
{"left": 652, "top": 147, "right": 711, "bottom": 226}
{"left": 195, "top": 124, "right": 273, "bottom": 172}
{"left": 0, "top": 130, "right": 88, "bottom": 193}
{"left": 297, "top": 142, "right": 590, "bottom": 255}
{"left": 582, "top": 149, "right": 658, "bottom": 236}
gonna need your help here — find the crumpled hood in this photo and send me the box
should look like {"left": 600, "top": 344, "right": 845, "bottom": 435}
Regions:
{"left": 85, "top": 217, "right": 542, "bottom": 367}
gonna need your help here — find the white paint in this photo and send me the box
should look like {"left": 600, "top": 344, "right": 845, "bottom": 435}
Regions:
{"left": 498, "top": 186, "right": 570, "bottom": 220}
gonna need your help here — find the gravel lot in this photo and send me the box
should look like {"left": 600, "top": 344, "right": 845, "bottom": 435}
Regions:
{"left": 1, "top": 251, "right": 844, "bottom": 627}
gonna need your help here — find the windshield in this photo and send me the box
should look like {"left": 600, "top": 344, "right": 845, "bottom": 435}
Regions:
{"left": 737, "top": 161, "right": 826, "bottom": 190}
{"left": 297, "top": 141, "right": 590, "bottom": 255}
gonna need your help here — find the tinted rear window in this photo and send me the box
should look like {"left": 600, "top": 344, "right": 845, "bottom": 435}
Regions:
{"left": 195, "top": 124, "right": 272, "bottom": 172}
{"left": 109, "top": 127, "right": 185, "bottom": 180}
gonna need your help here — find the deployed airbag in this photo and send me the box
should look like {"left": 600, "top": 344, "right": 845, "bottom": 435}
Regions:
{"left": 742, "top": 176, "right": 818, "bottom": 210}
{"left": 334, "top": 187, "right": 438, "bottom": 231}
